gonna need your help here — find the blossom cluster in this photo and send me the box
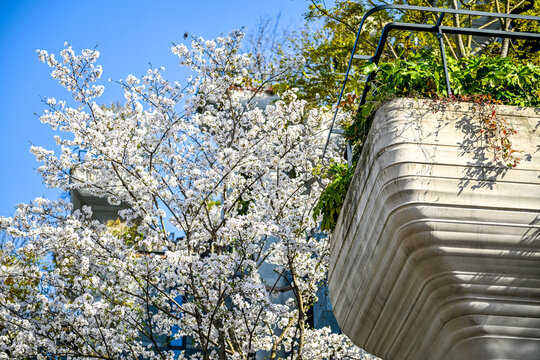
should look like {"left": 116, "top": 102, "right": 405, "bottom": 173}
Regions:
{"left": 0, "top": 33, "right": 374, "bottom": 360}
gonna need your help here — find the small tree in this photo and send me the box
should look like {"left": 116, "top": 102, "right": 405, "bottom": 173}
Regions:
{"left": 0, "top": 32, "right": 372, "bottom": 360}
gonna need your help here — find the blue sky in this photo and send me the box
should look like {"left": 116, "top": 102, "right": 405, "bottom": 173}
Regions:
{"left": 0, "top": 0, "right": 310, "bottom": 217}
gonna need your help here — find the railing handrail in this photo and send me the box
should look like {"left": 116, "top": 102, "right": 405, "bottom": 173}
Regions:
{"left": 322, "top": 4, "right": 540, "bottom": 161}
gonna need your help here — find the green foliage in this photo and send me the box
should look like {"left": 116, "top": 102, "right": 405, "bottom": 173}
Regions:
{"left": 450, "top": 56, "right": 540, "bottom": 105}
{"left": 344, "top": 51, "right": 540, "bottom": 143}
{"left": 296, "top": 1, "right": 540, "bottom": 232}
{"left": 379, "top": 50, "right": 540, "bottom": 101}
{"left": 513, "top": 0, "right": 540, "bottom": 64}
{"left": 107, "top": 218, "right": 144, "bottom": 246}
{"left": 1, "top": 249, "right": 40, "bottom": 304}
{"left": 316, "top": 52, "right": 540, "bottom": 231}
{"left": 274, "top": 1, "right": 371, "bottom": 105}
{"left": 278, "top": 0, "right": 540, "bottom": 108}
{"left": 313, "top": 162, "right": 355, "bottom": 231}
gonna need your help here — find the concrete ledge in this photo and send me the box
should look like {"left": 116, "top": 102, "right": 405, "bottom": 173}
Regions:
{"left": 328, "top": 98, "right": 540, "bottom": 360}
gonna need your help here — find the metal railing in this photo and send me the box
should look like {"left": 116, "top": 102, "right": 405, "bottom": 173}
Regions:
{"left": 322, "top": 4, "right": 540, "bottom": 163}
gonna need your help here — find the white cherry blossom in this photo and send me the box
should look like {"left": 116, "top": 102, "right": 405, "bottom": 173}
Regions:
{"left": 0, "top": 32, "right": 373, "bottom": 360}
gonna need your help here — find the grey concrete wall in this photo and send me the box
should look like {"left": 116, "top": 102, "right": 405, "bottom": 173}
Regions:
{"left": 328, "top": 98, "right": 540, "bottom": 360}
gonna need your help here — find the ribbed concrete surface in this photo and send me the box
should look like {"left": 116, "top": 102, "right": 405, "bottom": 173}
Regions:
{"left": 328, "top": 99, "right": 540, "bottom": 360}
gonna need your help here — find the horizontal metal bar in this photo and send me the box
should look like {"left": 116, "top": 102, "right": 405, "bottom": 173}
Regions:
{"left": 360, "top": 4, "right": 540, "bottom": 34}
{"left": 353, "top": 54, "right": 373, "bottom": 61}
{"left": 441, "top": 25, "right": 540, "bottom": 39}
{"left": 353, "top": 5, "right": 540, "bottom": 63}
{"left": 371, "top": 22, "right": 540, "bottom": 64}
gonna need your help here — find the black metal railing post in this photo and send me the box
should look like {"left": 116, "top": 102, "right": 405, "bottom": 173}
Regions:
{"left": 435, "top": 13, "right": 452, "bottom": 96}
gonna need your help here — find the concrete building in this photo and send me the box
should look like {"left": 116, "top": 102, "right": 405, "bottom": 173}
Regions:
{"left": 328, "top": 98, "right": 540, "bottom": 359}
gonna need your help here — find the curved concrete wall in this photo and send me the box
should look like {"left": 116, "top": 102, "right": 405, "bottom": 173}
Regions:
{"left": 328, "top": 99, "right": 540, "bottom": 360}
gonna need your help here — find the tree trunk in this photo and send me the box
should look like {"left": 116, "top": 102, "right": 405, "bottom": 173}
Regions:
{"left": 451, "top": 0, "right": 467, "bottom": 58}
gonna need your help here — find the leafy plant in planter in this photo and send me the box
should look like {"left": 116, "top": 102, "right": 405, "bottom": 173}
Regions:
{"left": 313, "top": 162, "right": 355, "bottom": 232}
{"left": 315, "top": 50, "right": 540, "bottom": 231}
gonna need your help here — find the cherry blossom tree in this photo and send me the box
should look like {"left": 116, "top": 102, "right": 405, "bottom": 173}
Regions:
{"left": 0, "top": 31, "right": 371, "bottom": 360}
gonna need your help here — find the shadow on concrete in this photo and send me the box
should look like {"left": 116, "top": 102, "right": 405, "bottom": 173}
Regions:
{"left": 453, "top": 105, "right": 508, "bottom": 194}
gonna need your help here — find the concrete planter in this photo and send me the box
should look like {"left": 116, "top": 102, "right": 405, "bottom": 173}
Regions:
{"left": 328, "top": 98, "right": 540, "bottom": 360}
